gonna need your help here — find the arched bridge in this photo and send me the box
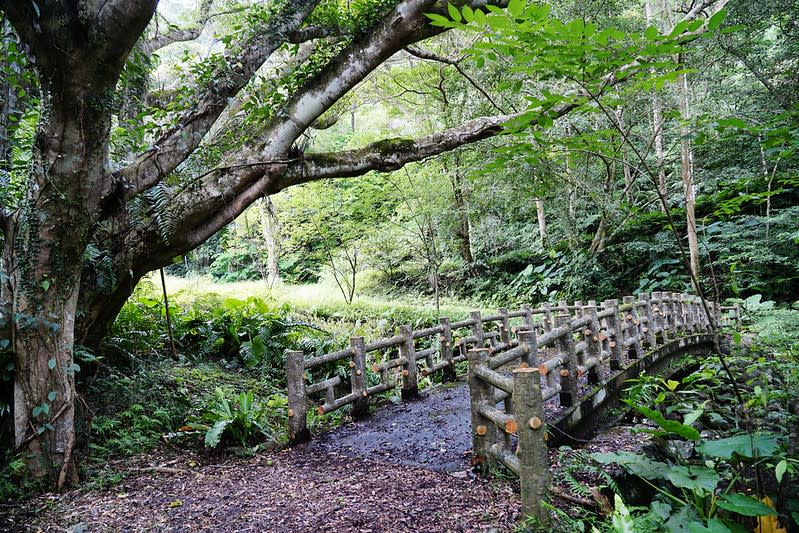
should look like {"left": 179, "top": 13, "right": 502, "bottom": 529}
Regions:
{"left": 284, "top": 292, "right": 740, "bottom": 518}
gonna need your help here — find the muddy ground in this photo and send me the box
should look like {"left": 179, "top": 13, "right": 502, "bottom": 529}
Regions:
{"left": 5, "top": 380, "right": 643, "bottom": 532}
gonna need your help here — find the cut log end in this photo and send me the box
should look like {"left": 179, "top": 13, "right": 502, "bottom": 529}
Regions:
{"left": 287, "top": 409, "right": 295, "bottom": 418}
{"left": 505, "top": 419, "right": 518, "bottom": 433}
{"left": 317, "top": 406, "right": 326, "bottom": 416}
{"left": 559, "top": 369, "right": 570, "bottom": 377}
{"left": 402, "top": 369, "right": 409, "bottom": 377}
{"left": 371, "top": 364, "right": 379, "bottom": 372}
{"left": 538, "top": 364, "right": 548, "bottom": 376}
{"left": 529, "top": 417, "right": 543, "bottom": 430}
{"left": 476, "top": 425, "right": 488, "bottom": 436}
{"left": 583, "top": 329, "right": 592, "bottom": 337}
{"left": 349, "top": 360, "right": 356, "bottom": 368}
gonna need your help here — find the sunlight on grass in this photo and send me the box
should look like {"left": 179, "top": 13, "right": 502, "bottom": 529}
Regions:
{"left": 149, "top": 273, "right": 482, "bottom": 321}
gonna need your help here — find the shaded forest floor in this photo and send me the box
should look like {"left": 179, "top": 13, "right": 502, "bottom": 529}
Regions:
{"left": 7, "top": 381, "right": 644, "bottom": 532}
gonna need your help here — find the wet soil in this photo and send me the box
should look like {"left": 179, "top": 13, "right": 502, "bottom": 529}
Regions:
{"left": 7, "top": 378, "right": 647, "bottom": 532}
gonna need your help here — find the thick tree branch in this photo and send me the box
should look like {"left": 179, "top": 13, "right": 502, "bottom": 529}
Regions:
{"left": 289, "top": 25, "right": 345, "bottom": 43}
{"left": 111, "top": 0, "right": 320, "bottom": 209}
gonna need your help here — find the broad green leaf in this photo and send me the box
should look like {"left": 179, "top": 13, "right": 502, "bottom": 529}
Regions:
{"left": 696, "top": 433, "right": 780, "bottom": 459}
{"left": 707, "top": 10, "right": 726, "bottom": 31}
{"left": 667, "top": 466, "right": 719, "bottom": 496}
{"left": 716, "top": 494, "right": 777, "bottom": 517}
{"left": 775, "top": 460, "right": 787, "bottom": 483}
{"left": 611, "top": 494, "right": 635, "bottom": 533}
{"left": 205, "top": 419, "right": 231, "bottom": 448}
{"left": 507, "top": 0, "right": 523, "bottom": 18}
{"left": 626, "top": 402, "right": 700, "bottom": 440}
{"left": 41, "top": 280, "right": 50, "bottom": 292}
{"left": 447, "top": 3, "right": 462, "bottom": 22}
{"left": 461, "top": 5, "right": 474, "bottom": 22}
{"left": 591, "top": 451, "right": 670, "bottom": 480}
{"left": 644, "top": 25, "right": 659, "bottom": 40}
{"left": 666, "top": 505, "right": 701, "bottom": 532}
{"left": 688, "top": 519, "right": 732, "bottom": 533}
{"left": 47, "top": 391, "right": 58, "bottom": 402}
{"left": 424, "top": 13, "right": 452, "bottom": 26}
{"left": 48, "top": 358, "right": 57, "bottom": 370}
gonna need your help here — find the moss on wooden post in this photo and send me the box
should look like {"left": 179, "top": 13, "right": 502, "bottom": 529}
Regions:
{"left": 350, "top": 336, "right": 369, "bottom": 419}
{"left": 584, "top": 301, "right": 601, "bottom": 385}
{"left": 555, "top": 314, "right": 578, "bottom": 407}
{"left": 499, "top": 307, "right": 511, "bottom": 345}
{"left": 399, "top": 324, "right": 418, "bottom": 400}
{"left": 513, "top": 366, "right": 550, "bottom": 526}
{"left": 602, "top": 299, "right": 624, "bottom": 371}
{"left": 622, "top": 296, "right": 643, "bottom": 359}
{"left": 286, "top": 350, "right": 310, "bottom": 444}
{"left": 439, "top": 317, "right": 456, "bottom": 382}
{"left": 651, "top": 291, "right": 666, "bottom": 343}
{"left": 541, "top": 302, "right": 553, "bottom": 332}
{"left": 518, "top": 329, "right": 538, "bottom": 368}
{"left": 467, "top": 347, "right": 496, "bottom": 470}
{"left": 638, "top": 293, "right": 656, "bottom": 348}
{"left": 470, "top": 311, "right": 485, "bottom": 348}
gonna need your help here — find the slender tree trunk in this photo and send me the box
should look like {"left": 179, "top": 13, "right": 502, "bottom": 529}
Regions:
{"left": 449, "top": 172, "right": 474, "bottom": 266}
{"left": 676, "top": 70, "right": 700, "bottom": 285}
{"left": 259, "top": 197, "right": 281, "bottom": 285}
{"left": 614, "top": 107, "right": 634, "bottom": 205}
{"left": 646, "top": 1, "right": 668, "bottom": 209}
{"left": 535, "top": 198, "right": 547, "bottom": 245}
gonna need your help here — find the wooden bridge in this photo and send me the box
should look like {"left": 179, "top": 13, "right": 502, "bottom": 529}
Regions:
{"left": 285, "top": 291, "right": 740, "bottom": 520}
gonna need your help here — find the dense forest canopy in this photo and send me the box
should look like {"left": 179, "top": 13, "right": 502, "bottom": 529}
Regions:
{"left": 0, "top": 0, "right": 796, "bottom": 493}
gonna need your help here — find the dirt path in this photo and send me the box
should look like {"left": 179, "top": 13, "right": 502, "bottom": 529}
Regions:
{"left": 306, "top": 381, "right": 475, "bottom": 474}
{"left": 9, "top": 382, "right": 520, "bottom": 533}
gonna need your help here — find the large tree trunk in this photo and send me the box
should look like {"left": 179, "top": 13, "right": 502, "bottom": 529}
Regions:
{"left": 0, "top": 0, "right": 156, "bottom": 487}
{"left": 8, "top": 87, "right": 113, "bottom": 487}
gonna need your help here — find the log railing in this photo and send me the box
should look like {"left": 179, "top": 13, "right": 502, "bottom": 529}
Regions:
{"left": 285, "top": 292, "right": 741, "bottom": 446}
{"left": 466, "top": 293, "right": 740, "bottom": 520}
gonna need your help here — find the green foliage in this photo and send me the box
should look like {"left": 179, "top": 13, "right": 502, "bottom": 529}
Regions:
{"left": 192, "top": 387, "right": 285, "bottom": 449}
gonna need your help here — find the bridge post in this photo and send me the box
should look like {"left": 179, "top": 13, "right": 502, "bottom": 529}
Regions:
{"left": 672, "top": 292, "right": 685, "bottom": 333}
{"left": 499, "top": 308, "right": 511, "bottom": 346}
{"left": 638, "top": 294, "right": 657, "bottom": 348}
{"left": 622, "top": 296, "right": 643, "bottom": 359}
{"left": 602, "top": 299, "right": 624, "bottom": 371}
{"left": 651, "top": 292, "right": 666, "bottom": 343}
{"left": 686, "top": 295, "right": 696, "bottom": 332}
{"left": 574, "top": 301, "right": 584, "bottom": 318}
{"left": 584, "top": 301, "right": 602, "bottom": 385}
{"left": 439, "top": 317, "right": 457, "bottom": 382}
{"left": 470, "top": 311, "right": 485, "bottom": 348}
{"left": 521, "top": 304, "right": 535, "bottom": 332}
{"left": 557, "top": 300, "right": 569, "bottom": 318}
{"left": 518, "top": 329, "right": 539, "bottom": 368}
{"left": 555, "top": 314, "right": 578, "bottom": 407}
{"left": 399, "top": 325, "right": 418, "bottom": 400}
{"left": 350, "top": 337, "right": 369, "bottom": 419}
{"left": 541, "top": 303, "right": 553, "bottom": 332}
{"left": 513, "top": 366, "right": 550, "bottom": 526}
{"left": 286, "top": 350, "right": 310, "bottom": 444}
{"left": 467, "top": 347, "right": 496, "bottom": 470}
